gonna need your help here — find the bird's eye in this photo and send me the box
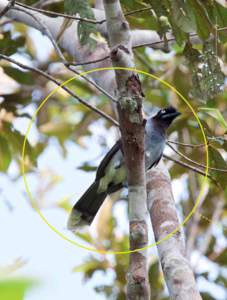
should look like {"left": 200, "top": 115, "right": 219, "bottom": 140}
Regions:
{"left": 161, "top": 109, "right": 166, "bottom": 114}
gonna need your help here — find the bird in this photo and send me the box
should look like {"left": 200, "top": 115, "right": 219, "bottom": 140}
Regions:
{"left": 67, "top": 106, "right": 180, "bottom": 231}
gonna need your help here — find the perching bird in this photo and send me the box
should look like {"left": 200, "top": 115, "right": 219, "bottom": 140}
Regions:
{"left": 67, "top": 106, "right": 180, "bottom": 231}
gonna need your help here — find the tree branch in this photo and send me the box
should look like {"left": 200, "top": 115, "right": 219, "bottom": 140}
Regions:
{"left": 186, "top": 184, "right": 209, "bottom": 258}
{"left": 0, "top": 53, "right": 118, "bottom": 126}
{"left": 167, "top": 140, "right": 207, "bottom": 148}
{"left": 163, "top": 154, "right": 220, "bottom": 186}
{"left": 0, "top": 0, "right": 14, "bottom": 18}
{"left": 66, "top": 65, "right": 118, "bottom": 104}
{"left": 68, "top": 55, "right": 110, "bottom": 67}
{"left": 12, "top": 6, "right": 67, "bottom": 64}
{"left": 0, "top": 0, "right": 175, "bottom": 57}
{"left": 15, "top": 1, "right": 104, "bottom": 24}
{"left": 2, "top": 2, "right": 119, "bottom": 106}
{"left": 199, "top": 197, "right": 224, "bottom": 256}
{"left": 103, "top": 0, "right": 149, "bottom": 299}
{"left": 167, "top": 143, "right": 227, "bottom": 173}
{"left": 147, "top": 161, "right": 202, "bottom": 300}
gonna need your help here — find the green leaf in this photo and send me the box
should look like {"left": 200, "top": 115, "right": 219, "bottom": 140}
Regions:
{"left": 187, "top": 41, "right": 225, "bottom": 101}
{"left": 0, "top": 136, "right": 12, "bottom": 172}
{"left": 168, "top": 16, "right": 187, "bottom": 45}
{"left": 75, "top": 232, "right": 93, "bottom": 244}
{"left": 57, "top": 196, "right": 72, "bottom": 212}
{"left": 208, "top": 135, "right": 227, "bottom": 152}
{"left": 39, "top": 122, "right": 74, "bottom": 140}
{"left": 1, "top": 93, "right": 31, "bottom": 111}
{"left": 73, "top": 259, "right": 108, "bottom": 280}
{"left": 1, "top": 122, "right": 36, "bottom": 168}
{"left": 148, "top": 1, "right": 170, "bottom": 38}
{"left": 148, "top": 260, "right": 163, "bottom": 294}
{"left": 3, "top": 66, "right": 34, "bottom": 85}
{"left": 188, "top": 0, "right": 214, "bottom": 39}
{"left": 0, "top": 32, "right": 25, "bottom": 56}
{"left": 200, "top": 292, "right": 216, "bottom": 300}
{"left": 206, "top": 1, "right": 227, "bottom": 33}
{"left": 215, "top": 274, "right": 227, "bottom": 287}
{"left": 204, "top": 236, "right": 216, "bottom": 256}
{"left": 94, "top": 285, "right": 114, "bottom": 298}
{"left": 122, "top": 0, "right": 146, "bottom": 10}
{"left": 212, "top": 2, "right": 227, "bottom": 42}
{"left": 208, "top": 146, "right": 227, "bottom": 189}
{"left": 0, "top": 278, "right": 35, "bottom": 300}
{"left": 213, "top": 249, "right": 227, "bottom": 266}
{"left": 77, "top": 162, "right": 97, "bottom": 172}
{"left": 64, "top": 0, "right": 97, "bottom": 47}
{"left": 20, "top": 0, "right": 37, "bottom": 4}
{"left": 199, "top": 107, "right": 227, "bottom": 130}
{"left": 170, "top": 0, "right": 197, "bottom": 33}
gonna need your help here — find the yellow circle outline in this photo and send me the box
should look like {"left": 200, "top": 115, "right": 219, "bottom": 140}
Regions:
{"left": 22, "top": 67, "right": 209, "bottom": 255}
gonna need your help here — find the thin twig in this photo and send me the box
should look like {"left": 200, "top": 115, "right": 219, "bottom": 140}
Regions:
{"left": 65, "top": 36, "right": 175, "bottom": 68}
{"left": 132, "top": 33, "right": 196, "bottom": 49}
{"left": 66, "top": 65, "right": 118, "bottom": 103}
{"left": 199, "top": 198, "right": 224, "bottom": 256}
{"left": 15, "top": 1, "right": 105, "bottom": 24}
{"left": 68, "top": 55, "right": 110, "bottom": 67}
{"left": 12, "top": 7, "right": 117, "bottom": 104}
{"left": 133, "top": 37, "right": 177, "bottom": 49}
{"left": 163, "top": 154, "right": 220, "bottom": 186}
{"left": 124, "top": 6, "right": 152, "bottom": 17}
{"left": 8, "top": 2, "right": 227, "bottom": 45}
{"left": 0, "top": 53, "right": 221, "bottom": 183}
{"left": 167, "top": 140, "right": 207, "bottom": 148}
{"left": 0, "top": 19, "right": 12, "bottom": 26}
{"left": 217, "top": 26, "right": 227, "bottom": 32}
{"left": 49, "top": 25, "right": 227, "bottom": 67}
{"left": 208, "top": 135, "right": 227, "bottom": 142}
{"left": 66, "top": 36, "right": 181, "bottom": 68}
{"left": 0, "top": 54, "right": 119, "bottom": 126}
{"left": 167, "top": 143, "right": 227, "bottom": 173}
{"left": 0, "top": 0, "right": 15, "bottom": 18}
{"left": 132, "top": 27, "right": 227, "bottom": 49}
{"left": 186, "top": 184, "right": 209, "bottom": 259}
{"left": 12, "top": 6, "right": 67, "bottom": 64}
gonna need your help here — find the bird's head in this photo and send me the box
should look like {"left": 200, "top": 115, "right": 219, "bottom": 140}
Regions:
{"left": 153, "top": 106, "right": 181, "bottom": 128}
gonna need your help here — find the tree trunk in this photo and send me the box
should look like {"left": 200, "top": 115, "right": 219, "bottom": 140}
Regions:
{"left": 103, "top": 0, "right": 150, "bottom": 299}
{"left": 147, "top": 161, "right": 202, "bottom": 300}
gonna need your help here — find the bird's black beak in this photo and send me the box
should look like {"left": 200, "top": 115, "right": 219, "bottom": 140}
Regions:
{"left": 162, "top": 111, "right": 181, "bottom": 120}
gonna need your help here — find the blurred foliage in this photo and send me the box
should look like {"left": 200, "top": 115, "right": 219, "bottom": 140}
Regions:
{"left": 184, "top": 40, "right": 225, "bottom": 102}
{"left": 0, "top": 258, "right": 35, "bottom": 300}
{"left": 64, "top": 0, "right": 97, "bottom": 47}
{"left": 0, "top": 279, "right": 35, "bottom": 300}
{"left": 0, "top": 0, "right": 227, "bottom": 299}
{"left": 0, "top": 258, "right": 27, "bottom": 277}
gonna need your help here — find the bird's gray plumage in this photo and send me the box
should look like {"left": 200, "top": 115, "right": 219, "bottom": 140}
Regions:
{"left": 67, "top": 106, "right": 180, "bottom": 231}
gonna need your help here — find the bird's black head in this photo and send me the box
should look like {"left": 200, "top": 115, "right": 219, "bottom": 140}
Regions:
{"left": 153, "top": 106, "right": 181, "bottom": 128}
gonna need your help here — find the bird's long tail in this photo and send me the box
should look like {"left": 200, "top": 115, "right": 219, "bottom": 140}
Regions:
{"left": 67, "top": 181, "right": 107, "bottom": 231}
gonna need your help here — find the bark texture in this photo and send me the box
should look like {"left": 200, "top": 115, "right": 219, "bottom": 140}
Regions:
{"left": 147, "top": 161, "right": 202, "bottom": 300}
{"left": 0, "top": 0, "right": 176, "bottom": 95}
{"left": 103, "top": 0, "right": 149, "bottom": 299}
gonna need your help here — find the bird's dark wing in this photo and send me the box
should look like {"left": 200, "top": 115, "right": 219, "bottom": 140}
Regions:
{"left": 96, "top": 139, "right": 122, "bottom": 180}
{"left": 147, "top": 153, "right": 162, "bottom": 170}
